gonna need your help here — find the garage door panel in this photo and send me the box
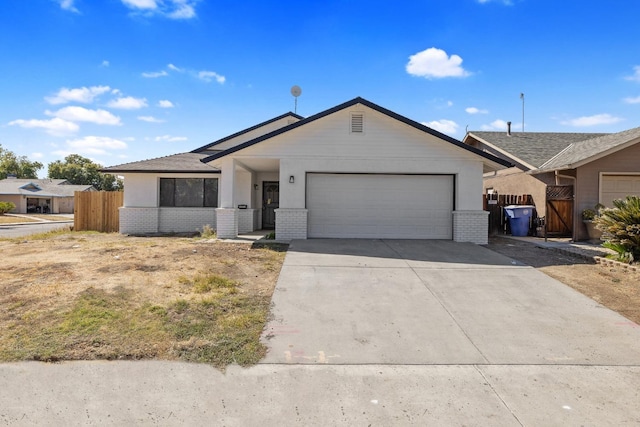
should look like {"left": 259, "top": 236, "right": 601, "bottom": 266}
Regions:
{"left": 601, "top": 175, "right": 640, "bottom": 207}
{"left": 307, "top": 174, "right": 453, "bottom": 239}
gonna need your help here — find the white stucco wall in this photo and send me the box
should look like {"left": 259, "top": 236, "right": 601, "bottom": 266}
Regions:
{"left": 212, "top": 105, "right": 487, "bottom": 213}
{"left": 121, "top": 173, "right": 221, "bottom": 207}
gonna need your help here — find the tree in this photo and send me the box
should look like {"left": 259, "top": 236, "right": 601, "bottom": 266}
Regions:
{"left": 0, "top": 144, "right": 43, "bottom": 179}
{"left": 48, "top": 154, "right": 123, "bottom": 191}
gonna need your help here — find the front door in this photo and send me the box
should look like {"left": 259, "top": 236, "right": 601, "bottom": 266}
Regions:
{"left": 262, "top": 181, "right": 279, "bottom": 229}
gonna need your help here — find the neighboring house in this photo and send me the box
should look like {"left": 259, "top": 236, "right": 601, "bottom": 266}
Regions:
{"left": 464, "top": 126, "right": 640, "bottom": 240}
{"left": 103, "top": 97, "right": 511, "bottom": 244}
{"left": 0, "top": 178, "right": 95, "bottom": 214}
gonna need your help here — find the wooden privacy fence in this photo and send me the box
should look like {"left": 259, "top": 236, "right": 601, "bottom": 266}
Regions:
{"left": 484, "top": 193, "right": 537, "bottom": 236}
{"left": 74, "top": 191, "right": 123, "bottom": 232}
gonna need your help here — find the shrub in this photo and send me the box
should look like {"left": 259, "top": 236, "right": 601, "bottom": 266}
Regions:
{"left": 0, "top": 201, "right": 16, "bottom": 215}
{"left": 595, "top": 196, "right": 640, "bottom": 263}
{"left": 199, "top": 224, "right": 216, "bottom": 239}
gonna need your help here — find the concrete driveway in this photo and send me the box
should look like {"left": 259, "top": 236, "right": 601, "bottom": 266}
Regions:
{"left": 261, "top": 239, "right": 640, "bottom": 366}
{"left": 2, "top": 239, "right": 640, "bottom": 425}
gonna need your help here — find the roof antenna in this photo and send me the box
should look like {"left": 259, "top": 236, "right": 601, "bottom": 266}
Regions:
{"left": 520, "top": 93, "right": 525, "bottom": 132}
{"left": 290, "top": 85, "right": 302, "bottom": 114}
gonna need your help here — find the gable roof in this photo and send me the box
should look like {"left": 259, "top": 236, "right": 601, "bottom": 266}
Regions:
{"left": 536, "top": 126, "right": 640, "bottom": 172}
{"left": 201, "top": 97, "right": 512, "bottom": 168}
{"left": 0, "top": 179, "right": 94, "bottom": 197}
{"left": 102, "top": 152, "right": 220, "bottom": 174}
{"left": 191, "top": 112, "right": 303, "bottom": 153}
{"left": 465, "top": 131, "right": 606, "bottom": 170}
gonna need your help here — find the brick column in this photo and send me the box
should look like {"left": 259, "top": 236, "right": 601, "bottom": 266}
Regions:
{"left": 238, "top": 209, "right": 256, "bottom": 233}
{"left": 216, "top": 208, "right": 238, "bottom": 239}
{"left": 453, "top": 210, "right": 489, "bottom": 244}
{"left": 275, "top": 208, "right": 308, "bottom": 241}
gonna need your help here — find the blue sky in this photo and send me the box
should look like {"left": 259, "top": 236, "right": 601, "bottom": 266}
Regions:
{"left": 2, "top": 0, "right": 640, "bottom": 174}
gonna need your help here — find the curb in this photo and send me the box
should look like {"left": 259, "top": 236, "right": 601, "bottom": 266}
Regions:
{"left": 0, "top": 220, "right": 73, "bottom": 227}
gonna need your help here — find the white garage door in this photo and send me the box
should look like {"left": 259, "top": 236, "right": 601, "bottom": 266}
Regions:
{"left": 601, "top": 175, "right": 640, "bottom": 207}
{"left": 306, "top": 173, "right": 453, "bottom": 239}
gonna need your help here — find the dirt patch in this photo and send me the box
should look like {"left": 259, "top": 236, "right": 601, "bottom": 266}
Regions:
{"left": 0, "top": 232, "right": 286, "bottom": 368}
{"left": 487, "top": 236, "right": 640, "bottom": 324}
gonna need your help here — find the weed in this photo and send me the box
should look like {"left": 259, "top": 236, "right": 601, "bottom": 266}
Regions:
{"left": 199, "top": 224, "right": 216, "bottom": 239}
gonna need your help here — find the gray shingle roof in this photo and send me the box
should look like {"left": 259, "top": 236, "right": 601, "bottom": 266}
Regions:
{"left": 538, "top": 126, "right": 640, "bottom": 171}
{"left": 467, "top": 131, "right": 607, "bottom": 169}
{"left": 0, "top": 179, "right": 94, "bottom": 197}
{"left": 102, "top": 152, "right": 220, "bottom": 173}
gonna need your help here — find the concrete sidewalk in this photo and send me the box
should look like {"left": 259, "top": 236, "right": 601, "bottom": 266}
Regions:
{"left": 2, "top": 238, "right": 640, "bottom": 426}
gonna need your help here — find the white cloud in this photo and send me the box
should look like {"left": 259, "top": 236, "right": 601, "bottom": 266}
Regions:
{"left": 155, "top": 135, "right": 187, "bottom": 142}
{"left": 121, "top": 0, "right": 198, "bottom": 19}
{"left": 447, "top": 101, "right": 453, "bottom": 107}
{"left": 561, "top": 114, "right": 623, "bottom": 127}
{"left": 46, "top": 86, "right": 111, "bottom": 105}
{"left": 477, "top": 0, "right": 513, "bottom": 4}
{"left": 58, "top": 136, "right": 128, "bottom": 156}
{"left": 623, "top": 95, "right": 640, "bottom": 104}
{"left": 168, "top": 63, "right": 184, "bottom": 72}
{"left": 121, "top": 0, "right": 157, "bottom": 9}
{"left": 168, "top": 0, "right": 196, "bottom": 19}
{"left": 31, "top": 152, "right": 44, "bottom": 159}
{"left": 406, "top": 47, "right": 471, "bottom": 79}
{"left": 101, "top": 60, "right": 110, "bottom": 67}
{"left": 198, "top": 71, "right": 226, "bottom": 84}
{"left": 481, "top": 119, "right": 510, "bottom": 131}
{"left": 423, "top": 119, "right": 459, "bottom": 135}
{"left": 158, "top": 100, "right": 174, "bottom": 108}
{"left": 8, "top": 118, "right": 79, "bottom": 136}
{"left": 466, "top": 107, "right": 489, "bottom": 114}
{"left": 46, "top": 106, "right": 122, "bottom": 126}
{"left": 59, "top": 0, "right": 79, "bottom": 12}
{"left": 142, "top": 70, "right": 169, "bottom": 78}
{"left": 67, "top": 136, "right": 127, "bottom": 150}
{"left": 107, "top": 96, "right": 148, "bottom": 109}
{"left": 138, "top": 116, "right": 165, "bottom": 123}
{"left": 625, "top": 66, "right": 640, "bottom": 82}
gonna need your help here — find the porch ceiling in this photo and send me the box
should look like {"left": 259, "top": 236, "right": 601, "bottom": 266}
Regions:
{"left": 235, "top": 158, "right": 280, "bottom": 173}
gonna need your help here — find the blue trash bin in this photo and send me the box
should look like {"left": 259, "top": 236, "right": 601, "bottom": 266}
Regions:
{"left": 504, "top": 205, "right": 535, "bottom": 237}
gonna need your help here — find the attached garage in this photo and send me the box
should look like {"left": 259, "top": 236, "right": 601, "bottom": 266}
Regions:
{"left": 601, "top": 174, "right": 640, "bottom": 207}
{"left": 306, "top": 173, "right": 454, "bottom": 239}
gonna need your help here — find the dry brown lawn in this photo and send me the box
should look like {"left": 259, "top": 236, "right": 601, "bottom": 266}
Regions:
{"left": 0, "top": 231, "right": 286, "bottom": 368}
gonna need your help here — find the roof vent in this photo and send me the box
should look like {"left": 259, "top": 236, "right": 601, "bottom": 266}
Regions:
{"left": 351, "top": 112, "right": 364, "bottom": 133}
{"left": 507, "top": 121, "right": 512, "bottom": 136}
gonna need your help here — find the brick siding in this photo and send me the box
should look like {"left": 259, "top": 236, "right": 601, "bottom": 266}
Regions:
{"left": 275, "top": 208, "right": 308, "bottom": 241}
{"left": 453, "top": 210, "right": 489, "bottom": 244}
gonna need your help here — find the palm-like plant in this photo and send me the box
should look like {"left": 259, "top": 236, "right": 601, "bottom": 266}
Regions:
{"left": 595, "top": 196, "right": 640, "bottom": 263}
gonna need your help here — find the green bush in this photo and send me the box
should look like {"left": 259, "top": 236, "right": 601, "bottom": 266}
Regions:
{"left": 0, "top": 201, "right": 16, "bottom": 214}
{"left": 595, "top": 196, "right": 640, "bottom": 263}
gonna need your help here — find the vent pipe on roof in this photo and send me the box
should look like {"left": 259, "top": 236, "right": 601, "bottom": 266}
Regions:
{"left": 507, "top": 121, "right": 512, "bottom": 136}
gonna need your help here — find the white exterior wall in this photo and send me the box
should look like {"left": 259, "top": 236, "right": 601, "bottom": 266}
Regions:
{"left": 453, "top": 211, "right": 490, "bottom": 244}
{"left": 210, "top": 105, "right": 489, "bottom": 241}
{"left": 119, "top": 172, "right": 221, "bottom": 234}
{"left": 120, "top": 207, "right": 159, "bottom": 234}
{"left": 159, "top": 208, "right": 216, "bottom": 233}
{"left": 122, "top": 174, "right": 158, "bottom": 207}
{"left": 209, "top": 116, "right": 300, "bottom": 151}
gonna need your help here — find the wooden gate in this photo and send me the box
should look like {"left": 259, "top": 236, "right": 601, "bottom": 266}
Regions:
{"left": 545, "top": 186, "right": 573, "bottom": 236}
{"left": 74, "top": 191, "right": 123, "bottom": 233}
